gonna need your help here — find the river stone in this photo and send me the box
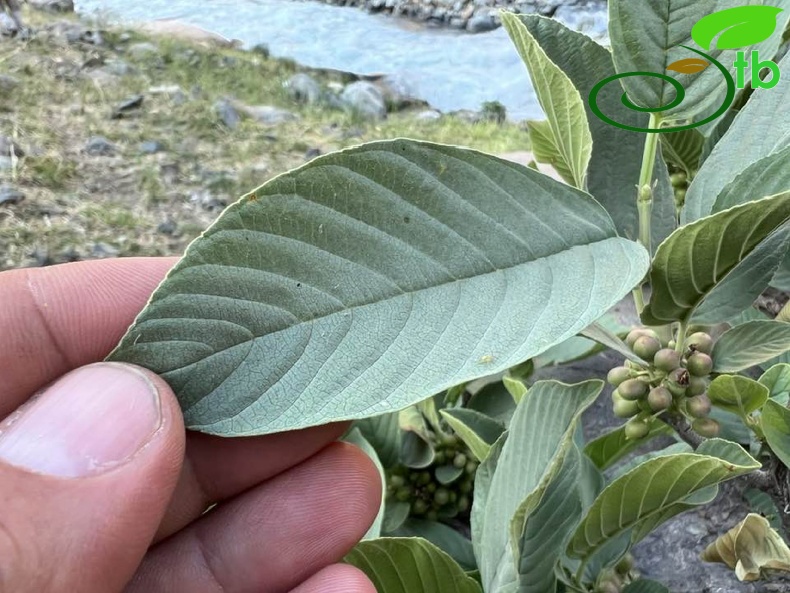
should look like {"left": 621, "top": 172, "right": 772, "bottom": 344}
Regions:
{"left": 0, "top": 185, "right": 24, "bottom": 205}
{"left": 214, "top": 99, "right": 241, "bottom": 129}
{"left": 127, "top": 42, "right": 159, "bottom": 59}
{"left": 0, "top": 13, "right": 18, "bottom": 37}
{"left": 375, "top": 74, "right": 421, "bottom": 110}
{"left": 237, "top": 104, "right": 300, "bottom": 125}
{"left": 29, "top": 0, "right": 74, "bottom": 12}
{"left": 0, "top": 135, "right": 24, "bottom": 157}
{"left": 139, "top": 140, "right": 166, "bottom": 155}
{"left": 340, "top": 81, "right": 387, "bottom": 120}
{"left": 466, "top": 12, "right": 496, "bottom": 33}
{"left": 0, "top": 74, "right": 19, "bottom": 93}
{"left": 285, "top": 73, "right": 321, "bottom": 105}
{"left": 137, "top": 19, "right": 235, "bottom": 48}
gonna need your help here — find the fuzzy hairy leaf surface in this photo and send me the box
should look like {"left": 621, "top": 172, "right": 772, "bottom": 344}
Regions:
{"left": 713, "top": 320, "right": 790, "bottom": 373}
{"left": 642, "top": 194, "right": 790, "bottom": 325}
{"left": 108, "top": 140, "right": 647, "bottom": 436}
{"left": 762, "top": 400, "right": 790, "bottom": 469}
{"left": 708, "top": 375, "right": 769, "bottom": 418}
{"left": 344, "top": 537, "right": 482, "bottom": 593}
{"left": 584, "top": 422, "right": 674, "bottom": 471}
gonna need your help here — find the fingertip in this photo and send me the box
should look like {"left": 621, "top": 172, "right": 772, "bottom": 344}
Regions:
{"left": 331, "top": 441, "right": 383, "bottom": 523}
{"left": 289, "top": 563, "right": 377, "bottom": 593}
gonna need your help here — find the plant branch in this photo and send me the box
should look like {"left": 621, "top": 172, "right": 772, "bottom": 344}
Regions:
{"left": 662, "top": 412, "right": 704, "bottom": 449}
{"left": 674, "top": 319, "right": 688, "bottom": 354}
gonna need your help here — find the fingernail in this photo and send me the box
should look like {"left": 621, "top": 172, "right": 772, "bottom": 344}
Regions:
{"left": 0, "top": 363, "right": 162, "bottom": 478}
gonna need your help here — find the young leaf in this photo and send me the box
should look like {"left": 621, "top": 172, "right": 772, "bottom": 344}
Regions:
{"left": 470, "top": 433, "right": 506, "bottom": 562}
{"left": 712, "top": 320, "right": 790, "bottom": 373}
{"left": 516, "top": 14, "right": 676, "bottom": 251}
{"left": 526, "top": 119, "right": 577, "bottom": 187}
{"left": 691, "top": 6, "right": 784, "bottom": 51}
{"left": 501, "top": 12, "right": 592, "bottom": 189}
{"left": 567, "top": 439, "right": 760, "bottom": 565}
{"left": 475, "top": 380, "right": 602, "bottom": 592}
{"left": 390, "top": 519, "right": 477, "bottom": 572}
{"left": 466, "top": 382, "right": 515, "bottom": 424}
{"left": 584, "top": 421, "right": 674, "bottom": 471}
{"left": 701, "top": 513, "right": 790, "bottom": 582}
{"left": 107, "top": 140, "right": 649, "bottom": 436}
{"left": 760, "top": 364, "right": 790, "bottom": 405}
{"left": 707, "top": 375, "right": 769, "bottom": 419}
{"left": 502, "top": 375, "right": 527, "bottom": 404}
{"left": 354, "top": 412, "right": 401, "bottom": 469}
{"left": 343, "top": 428, "right": 386, "bottom": 540}
{"left": 440, "top": 408, "right": 505, "bottom": 463}
{"left": 761, "top": 400, "right": 790, "bottom": 469}
{"left": 660, "top": 129, "right": 706, "bottom": 177}
{"left": 399, "top": 406, "right": 435, "bottom": 469}
{"left": 382, "top": 502, "right": 411, "bottom": 533}
{"left": 642, "top": 193, "right": 790, "bottom": 325}
{"left": 580, "top": 323, "right": 648, "bottom": 366}
{"left": 344, "top": 538, "right": 482, "bottom": 593}
{"left": 684, "top": 50, "right": 790, "bottom": 223}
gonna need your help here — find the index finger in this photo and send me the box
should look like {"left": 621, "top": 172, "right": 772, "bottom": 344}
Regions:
{"left": 0, "top": 257, "right": 176, "bottom": 416}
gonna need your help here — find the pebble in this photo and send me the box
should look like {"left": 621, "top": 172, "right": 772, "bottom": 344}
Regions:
{"left": 235, "top": 102, "right": 300, "bottom": 125}
{"left": 111, "top": 94, "right": 144, "bottom": 119}
{"left": 29, "top": 0, "right": 74, "bottom": 12}
{"left": 84, "top": 136, "right": 116, "bottom": 156}
{"left": 214, "top": 99, "right": 241, "bottom": 129}
{"left": 91, "top": 242, "right": 119, "bottom": 258}
{"left": 0, "top": 135, "right": 24, "bottom": 157}
{"left": 127, "top": 42, "right": 160, "bottom": 59}
{"left": 139, "top": 140, "right": 166, "bottom": 155}
{"left": 0, "top": 74, "right": 19, "bottom": 93}
{"left": 305, "top": 147, "right": 322, "bottom": 160}
{"left": 466, "top": 13, "right": 496, "bottom": 33}
{"left": 157, "top": 219, "right": 178, "bottom": 236}
{"left": 285, "top": 73, "right": 322, "bottom": 105}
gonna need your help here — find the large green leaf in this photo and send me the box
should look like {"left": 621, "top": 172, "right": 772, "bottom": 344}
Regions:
{"left": 760, "top": 364, "right": 790, "bottom": 405}
{"left": 354, "top": 412, "right": 401, "bottom": 469}
{"left": 761, "top": 400, "right": 790, "bottom": 469}
{"left": 567, "top": 439, "right": 760, "bottom": 567}
{"left": 475, "top": 380, "right": 602, "bottom": 592}
{"left": 584, "top": 421, "right": 674, "bottom": 471}
{"left": 608, "top": 1, "right": 788, "bottom": 121}
{"left": 390, "top": 519, "right": 477, "bottom": 572}
{"left": 684, "top": 50, "right": 790, "bottom": 223}
{"left": 713, "top": 145, "right": 790, "bottom": 214}
{"left": 707, "top": 375, "right": 769, "bottom": 419}
{"left": 344, "top": 538, "right": 482, "bottom": 593}
{"left": 343, "top": 428, "right": 386, "bottom": 540}
{"left": 467, "top": 382, "right": 516, "bottom": 424}
{"left": 502, "top": 12, "right": 591, "bottom": 189}
{"left": 107, "top": 140, "right": 648, "bottom": 436}
{"left": 517, "top": 14, "right": 676, "bottom": 252}
{"left": 712, "top": 320, "right": 790, "bottom": 373}
{"left": 642, "top": 193, "right": 790, "bottom": 325}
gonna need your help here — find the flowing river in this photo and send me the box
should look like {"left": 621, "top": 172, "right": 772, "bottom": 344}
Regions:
{"left": 74, "top": 0, "right": 608, "bottom": 120}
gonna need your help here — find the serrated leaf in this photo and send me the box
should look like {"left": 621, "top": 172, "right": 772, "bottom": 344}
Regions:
{"left": 760, "top": 364, "right": 790, "bottom": 405}
{"left": 517, "top": 14, "right": 676, "bottom": 251}
{"left": 622, "top": 579, "right": 671, "bottom": 593}
{"left": 441, "top": 408, "right": 505, "bottom": 463}
{"left": 567, "top": 439, "right": 760, "bottom": 564}
{"left": 584, "top": 421, "right": 674, "bottom": 471}
{"left": 762, "top": 400, "right": 790, "bottom": 469}
{"left": 502, "top": 12, "right": 591, "bottom": 189}
{"left": 708, "top": 375, "right": 769, "bottom": 419}
{"left": 475, "top": 380, "right": 602, "bottom": 592}
{"left": 684, "top": 50, "right": 790, "bottom": 223}
{"left": 701, "top": 513, "right": 790, "bottom": 581}
{"left": 667, "top": 58, "right": 711, "bottom": 73}
{"left": 691, "top": 6, "right": 784, "bottom": 51}
{"left": 108, "top": 140, "right": 647, "bottom": 436}
{"left": 642, "top": 194, "right": 790, "bottom": 325}
{"left": 344, "top": 538, "right": 482, "bottom": 593}
{"left": 713, "top": 320, "right": 790, "bottom": 373}
{"left": 390, "top": 519, "right": 477, "bottom": 571}
{"left": 344, "top": 428, "right": 386, "bottom": 540}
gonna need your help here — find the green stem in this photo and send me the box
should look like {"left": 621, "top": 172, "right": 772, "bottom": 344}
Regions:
{"left": 675, "top": 320, "right": 688, "bottom": 354}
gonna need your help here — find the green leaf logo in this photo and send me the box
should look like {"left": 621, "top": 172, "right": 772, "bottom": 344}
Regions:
{"left": 691, "top": 5, "right": 784, "bottom": 51}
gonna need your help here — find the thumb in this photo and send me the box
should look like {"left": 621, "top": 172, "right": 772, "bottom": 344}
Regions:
{"left": 0, "top": 362, "right": 185, "bottom": 592}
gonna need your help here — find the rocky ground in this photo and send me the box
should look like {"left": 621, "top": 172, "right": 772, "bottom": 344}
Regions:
{"left": 313, "top": 0, "right": 604, "bottom": 33}
{"left": 0, "top": 6, "right": 531, "bottom": 271}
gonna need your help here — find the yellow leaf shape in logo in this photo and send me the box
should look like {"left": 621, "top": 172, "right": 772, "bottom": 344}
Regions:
{"left": 667, "top": 58, "right": 711, "bottom": 74}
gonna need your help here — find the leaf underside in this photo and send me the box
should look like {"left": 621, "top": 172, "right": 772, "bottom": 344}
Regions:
{"left": 108, "top": 140, "right": 647, "bottom": 436}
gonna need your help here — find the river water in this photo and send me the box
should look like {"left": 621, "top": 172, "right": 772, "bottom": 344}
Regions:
{"left": 74, "top": 0, "right": 608, "bottom": 120}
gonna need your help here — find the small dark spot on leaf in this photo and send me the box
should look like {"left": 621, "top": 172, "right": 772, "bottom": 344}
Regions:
{"left": 403, "top": 216, "right": 411, "bottom": 223}
{"left": 296, "top": 282, "right": 302, "bottom": 288}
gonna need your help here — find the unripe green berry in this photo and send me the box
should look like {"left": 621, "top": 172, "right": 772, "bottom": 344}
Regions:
{"left": 396, "top": 486, "right": 412, "bottom": 502}
{"left": 668, "top": 339, "right": 677, "bottom": 349}
{"left": 626, "top": 328, "right": 658, "bottom": 348}
{"left": 615, "top": 553, "right": 634, "bottom": 575}
{"left": 692, "top": 417, "right": 720, "bottom": 438}
{"left": 647, "top": 386, "right": 673, "bottom": 412}
{"left": 633, "top": 335, "right": 661, "bottom": 361}
{"left": 687, "top": 376, "right": 708, "bottom": 396}
{"left": 434, "top": 488, "right": 450, "bottom": 506}
{"left": 459, "top": 480, "right": 472, "bottom": 494}
{"left": 687, "top": 394, "right": 712, "bottom": 418}
{"left": 465, "top": 460, "right": 478, "bottom": 475}
{"left": 453, "top": 453, "right": 467, "bottom": 469}
{"left": 613, "top": 397, "right": 640, "bottom": 418}
{"left": 671, "top": 172, "right": 687, "bottom": 186}
{"left": 687, "top": 352, "right": 713, "bottom": 377}
{"left": 418, "top": 471, "right": 431, "bottom": 485}
{"left": 449, "top": 491, "right": 458, "bottom": 503}
{"left": 426, "top": 482, "right": 437, "bottom": 493}
{"left": 412, "top": 499, "right": 428, "bottom": 515}
{"left": 665, "top": 367, "right": 690, "bottom": 397}
{"left": 458, "top": 495, "right": 470, "bottom": 513}
{"left": 619, "top": 378, "right": 650, "bottom": 401}
{"left": 607, "top": 366, "right": 631, "bottom": 387}
{"left": 654, "top": 348, "right": 681, "bottom": 372}
{"left": 624, "top": 418, "right": 650, "bottom": 440}
{"left": 390, "top": 475, "right": 405, "bottom": 488}
{"left": 442, "top": 434, "right": 459, "bottom": 447}
{"left": 687, "top": 332, "right": 714, "bottom": 355}
{"left": 434, "top": 451, "right": 446, "bottom": 464}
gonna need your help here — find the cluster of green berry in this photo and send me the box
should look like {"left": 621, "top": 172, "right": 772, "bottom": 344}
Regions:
{"left": 596, "top": 554, "right": 635, "bottom": 593}
{"left": 608, "top": 328, "right": 718, "bottom": 440}
{"left": 386, "top": 435, "right": 478, "bottom": 522}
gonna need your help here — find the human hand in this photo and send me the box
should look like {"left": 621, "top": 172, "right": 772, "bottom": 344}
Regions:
{"left": 0, "top": 257, "right": 380, "bottom": 592}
